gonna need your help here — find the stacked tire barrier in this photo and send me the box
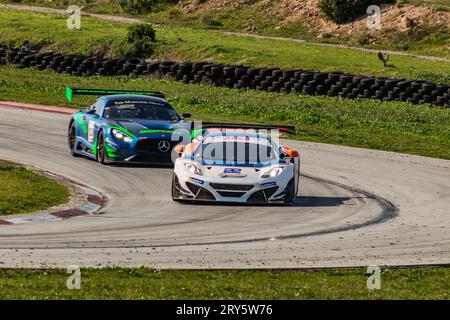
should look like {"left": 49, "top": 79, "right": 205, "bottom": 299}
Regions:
{"left": 1, "top": 44, "right": 449, "bottom": 107}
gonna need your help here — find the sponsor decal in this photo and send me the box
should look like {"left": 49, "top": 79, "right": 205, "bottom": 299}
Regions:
{"left": 113, "top": 100, "right": 165, "bottom": 106}
{"left": 190, "top": 177, "right": 204, "bottom": 185}
{"left": 261, "top": 181, "right": 277, "bottom": 188}
{"left": 219, "top": 167, "right": 247, "bottom": 178}
{"left": 219, "top": 173, "right": 247, "bottom": 178}
{"left": 139, "top": 129, "right": 174, "bottom": 135}
{"left": 88, "top": 120, "right": 95, "bottom": 142}
{"left": 224, "top": 168, "right": 242, "bottom": 173}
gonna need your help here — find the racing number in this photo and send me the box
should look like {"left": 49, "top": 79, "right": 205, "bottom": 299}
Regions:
{"left": 88, "top": 120, "right": 95, "bottom": 143}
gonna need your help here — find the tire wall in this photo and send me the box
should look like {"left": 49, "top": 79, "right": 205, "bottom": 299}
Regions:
{"left": 1, "top": 44, "right": 448, "bottom": 107}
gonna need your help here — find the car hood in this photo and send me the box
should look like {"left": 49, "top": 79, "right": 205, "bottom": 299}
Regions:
{"left": 202, "top": 165, "right": 265, "bottom": 180}
{"left": 113, "top": 119, "right": 191, "bottom": 135}
{"left": 187, "top": 157, "right": 285, "bottom": 168}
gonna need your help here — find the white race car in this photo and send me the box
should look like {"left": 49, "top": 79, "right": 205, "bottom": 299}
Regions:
{"left": 172, "top": 125, "right": 300, "bottom": 204}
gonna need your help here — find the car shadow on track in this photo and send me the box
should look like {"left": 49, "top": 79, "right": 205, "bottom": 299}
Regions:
{"left": 104, "top": 162, "right": 173, "bottom": 169}
{"left": 176, "top": 196, "right": 354, "bottom": 208}
{"left": 295, "top": 196, "right": 354, "bottom": 207}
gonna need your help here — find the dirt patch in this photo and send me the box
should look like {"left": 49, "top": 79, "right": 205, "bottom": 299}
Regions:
{"left": 320, "top": 3, "right": 450, "bottom": 36}
{"left": 179, "top": 0, "right": 249, "bottom": 13}
{"left": 178, "top": 0, "right": 450, "bottom": 36}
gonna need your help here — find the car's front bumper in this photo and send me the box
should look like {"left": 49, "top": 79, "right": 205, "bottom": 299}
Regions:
{"left": 105, "top": 153, "right": 174, "bottom": 165}
{"left": 104, "top": 135, "right": 179, "bottom": 165}
{"left": 172, "top": 173, "right": 293, "bottom": 204}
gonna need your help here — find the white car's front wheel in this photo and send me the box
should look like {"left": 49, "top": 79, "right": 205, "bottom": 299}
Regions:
{"left": 284, "top": 178, "right": 296, "bottom": 205}
{"left": 171, "top": 174, "right": 183, "bottom": 202}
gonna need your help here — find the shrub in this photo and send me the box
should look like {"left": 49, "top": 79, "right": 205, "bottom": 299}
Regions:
{"left": 113, "top": 24, "right": 157, "bottom": 58}
{"left": 127, "top": 23, "right": 156, "bottom": 43}
{"left": 202, "top": 15, "right": 223, "bottom": 28}
{"left": 319, "top": 0, "right": 395, "bottom": 24}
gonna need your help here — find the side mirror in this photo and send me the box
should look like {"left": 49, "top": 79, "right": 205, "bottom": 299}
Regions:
{"left": 174, "top": 145, "right": 184, "bottom": 154}
{"left": 182, "top": 112, "right": 192, "bottom": 119}
{"left": 86, "top": 109, "right": 96, "bottom": 115}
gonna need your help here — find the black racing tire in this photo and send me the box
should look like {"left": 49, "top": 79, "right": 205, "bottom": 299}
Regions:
{"left": 159, "top": 64, "right": 170, "bottom": 74}
{"left": 97, "top": 131, "right": 107, "bottom": 164}
{"left": 68, "top": 121, "right": 80, "bottom": 157}
{"left": 258, "top": 68, "right": 270, "bottom": 76}
{"left": 284, "top": 178, "right": 296, "bottom": 205}
{"left": 302, "top": 85, "right": 315, "bottom": 95}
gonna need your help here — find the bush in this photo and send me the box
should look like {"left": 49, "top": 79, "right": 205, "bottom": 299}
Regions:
{"left": 115, "top": 23, "right": 157, "bottom": 57}
{"left": 319, "top": 0, "right": 395, "bottom": 24}
{"left": 202, "top": 15, "right": 223, "bottom": 28}
{"left": 127, "top": 24, "right": 156, "bottom": 43}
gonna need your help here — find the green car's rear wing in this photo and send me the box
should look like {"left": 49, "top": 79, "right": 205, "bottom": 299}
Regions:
{"left": 65, "top": 87, "right": 165, "bottom": 102}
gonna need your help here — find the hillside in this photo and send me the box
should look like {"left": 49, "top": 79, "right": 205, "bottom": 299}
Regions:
{"left": 1, "top": 0, "right": 449, "bottom": 58}
{"left": 179, "top": 0, "right": 450, "bottom": 34}
{"left": 176, "top": 0, "right": 450, "bottom": 57}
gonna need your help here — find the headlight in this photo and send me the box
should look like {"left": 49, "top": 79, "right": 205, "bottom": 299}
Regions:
{"left": 261, "top": 166, "right": 284, "bottom": 178}
{"left": 112, "top": 129, "right": 133, "bottom": 144}
{"left": 184, "top": 163, "right": 203, "bottom": 176}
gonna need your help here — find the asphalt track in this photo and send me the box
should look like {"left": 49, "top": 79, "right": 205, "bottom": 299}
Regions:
{"left": 0, "top": 106, "right": 449, "bottom": 268}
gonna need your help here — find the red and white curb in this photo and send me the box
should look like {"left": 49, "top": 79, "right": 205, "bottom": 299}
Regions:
{"left": 0, "top": 101, "right": 104, "bottom": 225}
{"left": 0, "top": 184, "right": 105, "bottom": 226}
{"left": 0, "top": 101, "right": 75, "bottom": 114}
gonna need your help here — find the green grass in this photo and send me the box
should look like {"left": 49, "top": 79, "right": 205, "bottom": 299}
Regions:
{"left": 0, "top": 0, "right": 125, "bottom": 15}
{"left": 1, "top": 64, "right": 450, "bottom": 160}
{"left": 0, "top": 267, "right": 449, "bottom": 299}
{"left": 0, "top": 162, "right": 69, "bottom": 215}
{"left": 0, "top": 8, "right": 449, "bottom": 83}
{"left": 1, "top": 1, "right": 449, "bottom": 59}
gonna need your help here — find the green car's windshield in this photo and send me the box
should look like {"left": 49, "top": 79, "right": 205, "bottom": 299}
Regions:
{"left": 103, "top": 102, "right": 180, "bottom": 121}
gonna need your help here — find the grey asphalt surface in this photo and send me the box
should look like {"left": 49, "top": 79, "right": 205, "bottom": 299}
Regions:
{"left": 0, "top": 106, "right": 449, "bottom": 268}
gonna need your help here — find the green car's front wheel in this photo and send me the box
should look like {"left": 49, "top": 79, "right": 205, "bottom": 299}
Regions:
{"left": 68, "top": 122, "right": 80, "bottom": 157}
{"left": 97, "top": 131, "right": 106, "bottom": 164}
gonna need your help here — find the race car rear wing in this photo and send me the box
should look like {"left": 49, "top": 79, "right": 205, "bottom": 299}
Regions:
{"left": 65, "top": 87, "right": 165, "bottom": 102}
{"left": 195, "top": 122, "right": 296, "bottom": 135}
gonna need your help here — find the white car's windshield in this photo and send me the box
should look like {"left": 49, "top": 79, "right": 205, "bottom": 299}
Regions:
{"left": 194, "top": 141, "right": 278, "bottom": 163}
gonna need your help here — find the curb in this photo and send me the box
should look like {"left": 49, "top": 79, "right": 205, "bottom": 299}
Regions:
{"left": 0, "top": 176, "right": 105, "bottom": 226}
{"left": 0, "top": 105, "right": 104, "bottom": 226}
{"left": 0, "top": 101, "right": 75, "bottom": 114}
